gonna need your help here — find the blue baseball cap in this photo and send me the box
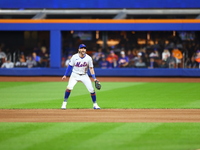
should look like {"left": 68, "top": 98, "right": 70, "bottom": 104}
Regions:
{"left": 79, "top": 44, "right": 86, "bottom": 49}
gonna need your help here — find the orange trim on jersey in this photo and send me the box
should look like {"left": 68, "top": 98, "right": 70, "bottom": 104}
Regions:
{"left": 1, "top": 19, "right": 200, "bottom": 23}
{"left": 66, "top": 89, "right": 71, "bottom": 92}
{"left": 91, "top": 93, "right": 96, "bottom": 96}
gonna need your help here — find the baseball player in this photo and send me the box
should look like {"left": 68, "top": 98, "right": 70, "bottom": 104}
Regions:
{"left": 61, "top": 44, "right": 101, "bottom": 109}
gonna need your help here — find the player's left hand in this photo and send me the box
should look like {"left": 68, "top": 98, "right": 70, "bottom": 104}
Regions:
{"left": 95, "top": 80, "right": 101, "bottom": 90}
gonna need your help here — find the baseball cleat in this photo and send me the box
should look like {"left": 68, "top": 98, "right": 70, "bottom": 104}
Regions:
{"left": 93, "top": 103, "right": 100, "bottom": 109}
{"left": 61, "top": 102, "right": 67, "bottom": 109}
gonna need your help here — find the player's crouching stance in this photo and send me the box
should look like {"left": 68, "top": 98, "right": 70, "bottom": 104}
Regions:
{"left": 61, "top": 44, "right": 100, "bottom": 109}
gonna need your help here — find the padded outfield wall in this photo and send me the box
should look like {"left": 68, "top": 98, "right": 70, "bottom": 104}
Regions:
{"left": 1, "top": 68, "right": 200, "bottom": 77}
{"left": 0, "top": 19, "right": 200, "bottom": 77}
{"left": 0, "top": 0, "right": 200, "bottom": 8}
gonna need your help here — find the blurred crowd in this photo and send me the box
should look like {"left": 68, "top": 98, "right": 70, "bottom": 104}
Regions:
{"left": 62, "top": 42, "right": 200, "bottom": 69}
{"left": 1, "top": 35, "right": 200, "bottom": 69}
{"left": 86, "top": 47, "right": 200, "bottom": 69}
{"left": 0, "top": 43, "right": 49, "bottom": 69}
{"left": 61, "top": 31, "right": 200, "bottom": 69}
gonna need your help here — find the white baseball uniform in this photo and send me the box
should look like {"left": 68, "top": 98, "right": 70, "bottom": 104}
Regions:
{"left": 67, "top": 53, "right": 95, "bottom": 93}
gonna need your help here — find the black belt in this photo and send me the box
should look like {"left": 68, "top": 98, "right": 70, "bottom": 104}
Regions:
{"left": 78, "top": 73, "right": 85, "bottom": 75}
{"left": 74, "top": 72, "right": 85, "bottom": 76}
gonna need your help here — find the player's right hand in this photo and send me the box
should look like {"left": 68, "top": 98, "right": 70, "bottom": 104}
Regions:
{"left": 62, "top": 76, "right": 66, "bottom": 80}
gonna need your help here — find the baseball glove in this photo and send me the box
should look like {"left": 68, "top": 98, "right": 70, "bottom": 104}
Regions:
{"left": 95, "top": 80, "right": 101, "bottom": 90}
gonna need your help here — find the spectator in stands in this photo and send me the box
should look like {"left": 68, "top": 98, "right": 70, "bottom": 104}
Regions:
{"left": 106, "top": 50, "right": 118, "bottom": 68}
{"left": 140, "top": 48, "right": 148, "bottom": 65}
{"left": 98, "top": 55, "right": 110, "bottom": 69}
{"left": 148, "top": 57, "right": 159, "bottom": 69}
{"left": 140, "top": 48, "right": 146, "bottom": 56}
{"left": 92, "top": 48, "right": 104, "bottom": 67}
{"left": 149, "top": 48, "right": 160, "bottom": 59}
{"left": 39, "top": 46, "right": 49, "bottom": 67}
{"left": 4, "top": 48, "right": 12, "bottom": 62}
{"left": 118, "top": 51, "right": 129, "bottom": 68}
{"left": 32, "top": 52, "right": 41, "bottom": 67}
{"left": 127, "top": 49, "right": 135, "bottom": 60}
{"left": 135, "top": 58, "right": 146, "bottom": 68}
{"left": 127, "top": 49, "right": 137, "bottom": 67}
{"left": 111, "top": 57, "right": 118, "bottom": 68}
{"left": 186, "top": 56, "right": 198, "bottom": 68}
{"left": 172, "top": 48, "right": 183, "bottom": 68}
{"left": 15, "top": 53, "right": 27, "bottom": 67}
{"left": 61, "top": 54, "right": 67, "bottom": 68}
{"left": 165, "top": 39, "right": 175, "bottom": 50}
{"left": 162, "top": 49, "right": 170, "bottom": 61}
{"left": 159, "top": 60, "right": 168, "bottom": 68}
{"left": 0, "top": 47, "right": 7, "bottom": 66}
{"left": 26, "top": 56, "right": 37, "bottom": 68}
{"left": 195, "top": 50, "right": 200, "bottom": 68}
{"left": 1, "top": 58, "right": 14, "bottom": 68}
{"left": 19, "top": 53, "right": 26, "bottom": 62}
{"left": 132, "top": 52, "right": 143, "bottom": 67}
{"left": 165, "top": 52, "right": 177, "bottom": 68}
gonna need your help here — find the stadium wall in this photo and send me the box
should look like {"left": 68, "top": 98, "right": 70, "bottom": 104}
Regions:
{"left": 0, "top": 0, "right": 199, "bottom": 9}
{"left": 0, "top": 68, "right": 200, "bottom": 77}
{"left": 1, "top": 19, "right": 200, "bottom": 77}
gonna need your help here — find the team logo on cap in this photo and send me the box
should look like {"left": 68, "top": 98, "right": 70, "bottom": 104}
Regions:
{"left": 79, "top": 44, "right": 86, "bottom": 49}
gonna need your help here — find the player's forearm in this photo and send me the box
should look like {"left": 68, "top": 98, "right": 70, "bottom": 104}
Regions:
{"left": 89, "top": 67, "right": 97, "bottom": 80}
{"left": 89, "top": 67, "right": 95, "bottom": 74}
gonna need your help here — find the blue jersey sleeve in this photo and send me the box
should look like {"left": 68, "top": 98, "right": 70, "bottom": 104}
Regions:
{"left": 64, "top": 65, "right": 73, "bottom": 76}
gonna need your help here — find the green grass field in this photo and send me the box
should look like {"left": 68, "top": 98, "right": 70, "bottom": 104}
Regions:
{"left": 0, "top": 81, "right": 200, "bottom": 150}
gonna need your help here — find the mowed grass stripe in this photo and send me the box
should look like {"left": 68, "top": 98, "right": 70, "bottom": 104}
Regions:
{"left": 0, "top": 122, "right": 93, "bottom": 150}
{"left": 0, "top": 123, "right": 200, "bottom": 150}
{"left": 0, "top": 82, "right": 144, "bottom": 109}
{"left": 72, "top": 123, "right": 162, "bottom": 150}
{"left": 0, "top": 82, "right": 199, "bottom": 109}
{"left": 98, "top": 82, "right": 200, "bottom": 109}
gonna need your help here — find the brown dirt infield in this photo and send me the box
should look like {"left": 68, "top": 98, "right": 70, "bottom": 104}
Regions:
{"left": 0, "top": 76, "right": 200, "bottom": 122}
{"left": 1, "top": 109, "right": 200, "bottom": 122}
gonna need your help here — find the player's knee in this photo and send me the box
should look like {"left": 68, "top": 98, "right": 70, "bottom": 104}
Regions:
{"left": 67, "top": 87, "right": 73, "bottom": 90}
{"left": 66, "top": 89, "right": 71, "bottom": 92}
{"left": 90, "top": 92, "right": 96, "bottom": 96}
{"left": 88, "top": 88, "right": 95, "bottom": 93}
